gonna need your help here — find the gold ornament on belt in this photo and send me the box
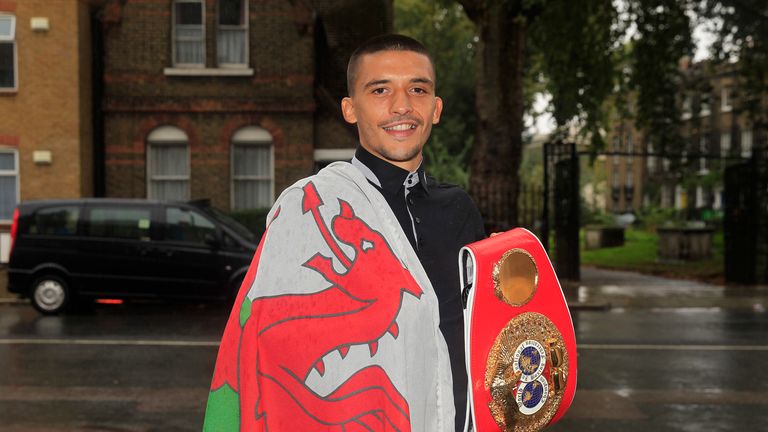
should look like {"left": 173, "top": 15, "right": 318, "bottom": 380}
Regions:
{"left": 485, "top": 247, "right": 569, "bottom": 431}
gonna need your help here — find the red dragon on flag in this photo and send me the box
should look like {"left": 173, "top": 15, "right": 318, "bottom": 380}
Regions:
{"left": 204, "top": 180, "right": 428, "bottom": 431}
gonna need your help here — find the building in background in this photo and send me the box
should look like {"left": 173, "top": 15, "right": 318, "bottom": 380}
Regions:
{"left": 99, "top": 0, "right": 390, "bottom": 211}
{"left": 0, "top": 0, "right": 95, "bottom": 260}
{"left": 0, "top": 0, "right": 391, "bottom": 261}
{"left": 605, "top": 59, "right": 761, "bottom": 217}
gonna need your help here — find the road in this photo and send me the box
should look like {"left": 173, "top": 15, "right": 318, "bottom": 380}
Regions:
{"left": 1, "top": 267, "right": 767, "bottom": 431}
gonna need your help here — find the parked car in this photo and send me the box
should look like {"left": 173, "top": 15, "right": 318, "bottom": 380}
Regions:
{"left": 7, "top": 198, "right": 258, "bottom": 314}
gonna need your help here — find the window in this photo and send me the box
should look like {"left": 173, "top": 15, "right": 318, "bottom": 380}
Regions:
{"left": 695, "top": 186, "right": 705, "bottom": 208}
{"left": 165, "top": 207, "right": 216, "bottom": 244}
{"left": 699, "top": 134, "right": 709, "bottom": 173}
{"left": 88, "top": 207, "right": 152, "bottom": 241}
{"left": 720, "top": 132, "right": 731, "bottom": 158}
{"left": 741, "top": 129, "right": 753, "bottom": 158}
{"left": 173, "top": 0, "right": 205, "bottom": 66}
{"left": 626, "top": 167, "right": 634, "bottom": 187}
{"left": 217, "top": 0, "right": 247, "bottom": 66}
{"left": 0, "top": 14, "right": 16, "bottom": 90}
{"left": 231, "top": 127, "right": 273, "bottom": 209}
{"left": 147, "top": 126, "right": 190, "bottom": 201}
{"left": 721, "top": 87, "right": 732, "bottom": 112}
{"left": 0, "top": 150, "right": 18, "bottom": 220}
{"left": 681, "top": 95, "right": 692, "bottom": 120}
{"left": 646, "top": 143, "right": 656, "bottom": 172}
{"left": 700, "top": 93, "right": 711, "bottom": 117}
{"left": 29, "top": 206, "right": 79, "bottom": 236}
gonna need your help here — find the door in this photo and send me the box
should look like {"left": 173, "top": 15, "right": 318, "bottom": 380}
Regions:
{"left": 78, "top": 203, "right": 159, "bottom": 296}
{"left": 152, "top": 205, "right": 224, "bottom": 298}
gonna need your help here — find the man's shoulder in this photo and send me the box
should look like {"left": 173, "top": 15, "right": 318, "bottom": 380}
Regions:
{"left": 426, "top": 176, "right": 476, "bottom": 204}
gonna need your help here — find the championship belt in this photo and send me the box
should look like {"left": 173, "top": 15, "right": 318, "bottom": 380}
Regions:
{"left": 460, "top": 228, "right": 577, "bottom": 431}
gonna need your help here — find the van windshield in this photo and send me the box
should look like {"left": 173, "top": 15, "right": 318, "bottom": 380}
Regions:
{"left": 203, "top": 206, "right": 257, "bottom": 243}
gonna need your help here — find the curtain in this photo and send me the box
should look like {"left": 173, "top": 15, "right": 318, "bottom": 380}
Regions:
{"left": 149, "top": 145, "right": 189, "bottom": 201}
{"left": 175, "top": 27, "right": 204, "bottom": 65}
{"left": 217, "top": 29, "right": 246, "bottom": 65}
{"left": 233, "top": 144, "right": 271, "bottom": 209}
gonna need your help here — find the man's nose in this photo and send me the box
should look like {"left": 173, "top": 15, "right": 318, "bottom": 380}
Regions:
{"left": 390, "top": 90, "right": 413, "bottom": 115}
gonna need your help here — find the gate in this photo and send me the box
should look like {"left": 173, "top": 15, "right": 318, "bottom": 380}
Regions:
{"left": 543, "top": 142, "right": 580, "bottom": 281}
{"left": 724, "top": 161, "right": 757, "bottom": 284}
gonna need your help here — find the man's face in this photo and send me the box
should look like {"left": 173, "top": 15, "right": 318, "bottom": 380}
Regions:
{"left": 342, "top": 50, "right": 443, "bottom": 171}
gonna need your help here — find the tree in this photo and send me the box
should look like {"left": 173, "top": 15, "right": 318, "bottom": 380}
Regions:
{"left": 456, "top": 0, "right": 616, "bottom": 230}
{"left": 394, "top": 0, "right": 477, "bottom": 186}
{"left": 628, "top": 0, "right": 694, "bottom": 155}
{"left": 702, "top": 0, "right": 768, "bottom": 128}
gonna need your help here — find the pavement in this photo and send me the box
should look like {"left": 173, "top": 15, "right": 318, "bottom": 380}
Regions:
{"left": 3, "top": 265, "right": 767, "bottom": 311}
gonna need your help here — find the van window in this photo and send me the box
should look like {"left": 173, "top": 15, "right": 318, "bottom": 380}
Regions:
{"left": 88, "top": 207, "right": 152, "bottom": 240}
{"left": 165, "top": 207, "right": 216, "bottom": 244}
{"left": 28, "top": 206, "right": 79, "bottom": 236}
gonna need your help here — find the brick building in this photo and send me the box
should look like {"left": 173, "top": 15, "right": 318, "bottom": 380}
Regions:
{"left": 99, "top": 0, "right": 391, "bottom": 211}
{"left": 0, "top": 0, "right": 96, "bottom": 260}
{"left": 605, "top": 60, "right": 763, "bottom": 215}
{"left": 0, "top": 0, "right": 95, "bottom": 217}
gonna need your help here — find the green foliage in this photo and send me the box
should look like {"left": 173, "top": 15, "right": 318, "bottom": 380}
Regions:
{"left": 395, "top": 0, "right": 477, "bottom": 184}
{"left": 581, "top": 228, "right": 724, "bottom": 282}
{"left": 702, "top": 0, "right": 768, "bottom": 127}
{"left": 530, "top": 0, "right": 618, "bottom": 149}
{"left": 636, "top": 205, "right": 684, "bottom": 230}
{"left": 628, "top": 0, "right": 695, "bottom": 154}
{"left": 227, "top": 208, "right": 270, "bottom": 240}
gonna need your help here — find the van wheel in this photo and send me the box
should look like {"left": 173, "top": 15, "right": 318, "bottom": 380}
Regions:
{"left": 31, "top": 275, "right": 70, "bottom": 315}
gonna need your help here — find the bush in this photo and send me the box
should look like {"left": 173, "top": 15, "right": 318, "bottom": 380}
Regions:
{"left": 227, "top": 208, "right": 271, "bottom": 240}
{"left": 636, "top": 206, "right": 682, "bottom": 231}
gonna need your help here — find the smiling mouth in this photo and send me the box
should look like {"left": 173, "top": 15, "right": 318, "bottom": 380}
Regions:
{"left": 383, "top": 123, "right": 417, "bottom": 132}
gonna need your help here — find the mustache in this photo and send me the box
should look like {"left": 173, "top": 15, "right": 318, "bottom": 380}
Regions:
{"left": 378, "top": 114, "right": 423, "bottom": 128}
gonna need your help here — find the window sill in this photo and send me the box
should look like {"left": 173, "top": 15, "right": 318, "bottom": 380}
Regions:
{"left": 0, "top": 89, "right": 18, "bottom": 95}
{"left": 163, "top": 67, "right": 254, "bottom": 77}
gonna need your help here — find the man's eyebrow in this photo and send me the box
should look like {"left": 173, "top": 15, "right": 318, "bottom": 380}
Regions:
{"left": 363, "top": 79, "right": 391, "bottom": 89}
{"left": 411, "top": 77, "right": 434, "bottom": 86}
{"left": 362, "top": 77, "right": 435, "bottom": 89}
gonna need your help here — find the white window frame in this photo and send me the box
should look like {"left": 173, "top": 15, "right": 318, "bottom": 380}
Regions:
{"left": 216, "top": 0, "right": 249, "bottom": 68}
{"left": 230, "top": 127, "right": 274, "bottom": 210}
{"left": 699, "top": 134, "right": 709, "bottom": 174}
{"left": 0, "top": 14, "right": 17, "bottom": 92}
{"left": 741, "top": 129, "right": 753, "bottom": 158}
{"left": 720, "top": 87, "right": 732, "bottom": 112}
{"left": 0, "top": 148, "right": 19, "bottom": 222}
{"left": 171, "top": 0, "right": 206, "bottom": 68}
{"left": 681, "top": 94, "right": 692, "bottom": 120}
{"left": 720, "top": 132, "right": 731, "bottom": 158}
{"left": 700, "top": 93, "right": 711, "bottom": 117}
{"left": 146, "top": 126, "right": 191, "bottom": 201}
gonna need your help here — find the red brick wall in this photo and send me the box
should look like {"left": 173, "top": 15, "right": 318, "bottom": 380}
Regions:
{"left": 103, "top": 0, "right": 316, "bottom": 209}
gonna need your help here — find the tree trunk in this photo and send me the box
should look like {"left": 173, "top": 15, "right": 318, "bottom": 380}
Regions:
{"left": 465, "top": 4, "right": 527, "bottom": 232}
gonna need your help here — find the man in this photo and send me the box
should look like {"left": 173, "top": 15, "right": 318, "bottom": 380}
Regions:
{"left": 203, "top": 34, "right": 483, "bottom": 432}
{"left": 342, "top": 35, "right": 486, "bottom": 431}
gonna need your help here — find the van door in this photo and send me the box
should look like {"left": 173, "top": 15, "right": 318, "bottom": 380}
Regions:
{"left": 79, "top": 203, "right": 159, "bottom": 296}
{"left": 152, "top": 205, "right": 224, "bottom": 298}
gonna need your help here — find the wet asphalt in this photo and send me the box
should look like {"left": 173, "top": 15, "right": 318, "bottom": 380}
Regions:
{"left": 1, "top": 266, "right": 767, "bottom": 431}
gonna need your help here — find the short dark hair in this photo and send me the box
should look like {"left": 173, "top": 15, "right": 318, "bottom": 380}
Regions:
{"left": 346, "top": 34, "right": 435, "bottom": 95}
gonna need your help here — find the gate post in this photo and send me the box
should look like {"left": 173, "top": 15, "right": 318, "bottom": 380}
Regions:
{"left": 553, "top": 143, "right": 581, "bottom": 281}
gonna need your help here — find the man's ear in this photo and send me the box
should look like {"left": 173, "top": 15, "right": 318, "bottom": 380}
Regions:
{"left": 341, "top": 97, "right": 357, "bottom": 124}
{"left": 433, "top": 96, "right": 444, "bottom": 124}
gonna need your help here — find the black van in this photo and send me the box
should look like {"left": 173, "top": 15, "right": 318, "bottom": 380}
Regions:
{"left": 7, "top": 199, "right": 258, "bottom": 314}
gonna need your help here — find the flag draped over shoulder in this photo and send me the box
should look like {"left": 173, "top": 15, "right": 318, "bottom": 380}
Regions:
{"left": 203, "top": 162, "right": 455, "bottom": 432}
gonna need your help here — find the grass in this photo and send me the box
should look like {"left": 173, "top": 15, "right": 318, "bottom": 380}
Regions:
{"left": 580, "top": 228, "right": 725, "bottom": 284}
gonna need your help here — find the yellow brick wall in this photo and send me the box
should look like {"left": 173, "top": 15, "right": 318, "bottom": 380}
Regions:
{"left": 0, "top": 0, "right": 93, "bottom": 202}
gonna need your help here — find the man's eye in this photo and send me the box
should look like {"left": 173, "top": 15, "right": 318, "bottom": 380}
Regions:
{"left": 412, "top": 88, "right": 428, "bottom": 94}
{"left": 372, "top": 88, "right": 387, "bottom": 95}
